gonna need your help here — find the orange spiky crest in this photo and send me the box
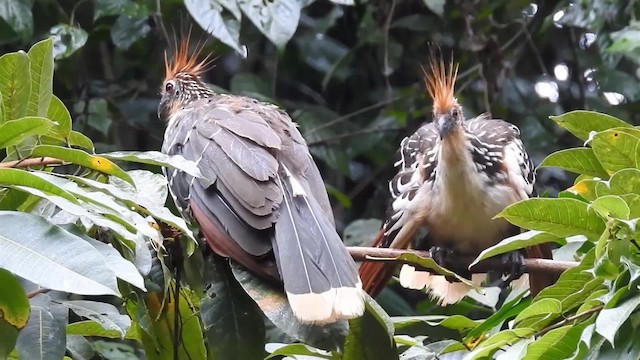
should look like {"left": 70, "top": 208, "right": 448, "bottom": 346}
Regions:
{"left": 422, "top": 57, "right": 459, "bottom": 115}
{"left": 163, "top": 33, "right": 213, "bottom": 82}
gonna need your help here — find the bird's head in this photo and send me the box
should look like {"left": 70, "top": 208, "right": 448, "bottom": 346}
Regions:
{"left": 158, "top": 35, "right": 214, "bottom": 121}
{"left": 423, "top": 57, "right": 463, "bottom": 140}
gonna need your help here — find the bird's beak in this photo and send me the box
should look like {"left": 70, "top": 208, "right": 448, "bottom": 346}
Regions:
{"left": 436, "top": 114, "right": 455, "bottom": 139}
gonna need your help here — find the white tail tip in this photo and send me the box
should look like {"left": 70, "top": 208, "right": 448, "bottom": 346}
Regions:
{"left": 399, "top": 265, "right": 487, "bottom": 306}
{"left": 286, "top": 284, "right": 365, "bottom": 324}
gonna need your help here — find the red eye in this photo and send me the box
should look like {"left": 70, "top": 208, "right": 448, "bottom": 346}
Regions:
{"left": 165, "top": 82, "right": 174, "bottom": 93}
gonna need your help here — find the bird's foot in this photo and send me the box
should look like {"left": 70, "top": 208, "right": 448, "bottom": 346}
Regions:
{"left": 429, "top": 246, "right": 471, "bottom": 281}
{"left": 487, "top": 251, "right": 525, "bottom": 288}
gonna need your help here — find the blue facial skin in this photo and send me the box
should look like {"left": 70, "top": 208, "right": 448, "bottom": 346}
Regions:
{"left": 436, "top": 114, "right": 456, "bottom": 139}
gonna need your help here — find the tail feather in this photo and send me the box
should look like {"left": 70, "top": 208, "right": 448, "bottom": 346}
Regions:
{"left": 273, "top": 172, "right": 364, "bottom": 323}
{"left": 399, "top": 265, "right": 487, "bottom": 306}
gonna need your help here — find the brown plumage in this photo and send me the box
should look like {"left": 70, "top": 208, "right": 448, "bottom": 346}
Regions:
{"left": 159, "top": 36, "right": 364, "bottom": 323}
{"left": 359, "top": 54, "right": 556, "bottom": 303}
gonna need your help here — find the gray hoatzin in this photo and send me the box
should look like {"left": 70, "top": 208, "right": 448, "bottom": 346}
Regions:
{"left": 359, "top": 56, "right": 555, "bottom": 305}
{"left": 158, "top": 38, "right": 364, "bottom": 323}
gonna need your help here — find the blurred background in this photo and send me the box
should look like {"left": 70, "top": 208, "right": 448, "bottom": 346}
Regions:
{"left": 1, "top": 0, "right": 637, "bottom": 263}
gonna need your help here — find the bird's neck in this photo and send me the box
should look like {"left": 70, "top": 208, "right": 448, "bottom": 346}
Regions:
{"left": 435, "top": 125, "right": 483, "bottom": 198}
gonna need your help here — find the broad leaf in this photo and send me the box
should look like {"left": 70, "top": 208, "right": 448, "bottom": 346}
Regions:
{"left": 201, "top": 257, "right": 265, "bottom": 359}
{"left": 590, "top": 128, "right": 640, "bottom": 174}
{"left": 66, "top": 320, "right": 139, "bottom": 340}
{"left": 513, "top": 298, "right": 562, "bottom": 328}
{"left": 16, "top": 294, "right": 67, "bottom": 360}
{"left": 64, "top": 301, "right": 131, "bottom": 338}
{"left": 465, "top": 328, "right": 534, "bottom": 360}
{"left": 101, "top": 151, "right": 204, "bottom": 179}
{"left": 392, "top": 314, "right": 480, "bottom": 332}
{"left": 49, "top": 24, "right": 88, "bottom": 59}
{"left": 523, "top": 320, "right": 591, "bottom": 360}
{"left": 230, "top": 261, "right": 348, "bottom": 350}
{"left": 0, "top": 211, "right": 119, "bottom": 296}
{"left": 0, "top": 50, "right": 30, "bottom": 122}
{"left": 30, "top": 145, "right": 134, "bottom": 185}
{"left": 539, "top": 148, "right": 608, "bottom": 178}
{"left": 0, "top": 318, "right": 18, "bottom": 359}
{"left": 238, "top": 0, "right": 301, "bottom": 49}
{"left": 343, "top": 295, "right": 399, "bottom": 360}
{"left": 0, "top": 0, "right": 33, "bottom": 41}
{"left": 0, "top": 168, "right": 78, "bottom": 203}
{"left": 465, "top": 291, "right": 530, "bottom": 341}
{"left": 111, "top": 14, "right": 151, "bottom": 50}
{"left": 0, "top": 116, "right": 55, "bottom": 149}
{"left": 471, "top": 231, "right": 561, "bottom": 267}
{"left": 265, "top": 343, "right": 336, "bottom": 359}
{"left": 595, "top": 293, "right": 640, "bottom": 345}
{"left": 26, "top": 38, "right": 54, "bottom": 117}
{"left": 496, "top": 198, "right": 606, "bottom": 241}
{"left": 0, "top": 269, "right": 30, "bottom": 329}
{"left": 67, "top": 130, "right": 94, "bottom": 151}
{"left": 185, "top": 0, "right": 247, "bottom": 57}
{"left": 47, "top": 95, "right": 72, "bottom": 138}
{"left": 550, "top": 111, "right": 631, "bottom": 142}
{"left": 590, "top": 195, "right": 630, "bottom": 219}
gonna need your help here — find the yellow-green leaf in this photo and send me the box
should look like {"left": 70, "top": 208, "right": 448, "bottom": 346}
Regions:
{"left": 0, "top": 168, "right": 78, "bottom": 204}
{"left": 539, "top": 147, "right": 608, "bottom": 178}
{"left": 550, "top": 111, "right": 631, "bottom": 142}
{"left": 30, "top": 145, "right": 134, "bottom": 185}
{"left": 47, "top": 95, "right": 72, "bottom": 138}
{"left": 0, "top": 117, "right": 55, "bottom": 149}
{"left": 590, "top": 128, "right": 640, "bottom": 174}
{"left": 0, "top": 51, "right": 30, "bottom": 122}
{"left": 26, "top": 38, "right": 54, "bottom": 117}
{"left": 0, "top": 269, "right": 30, "bottom": 329}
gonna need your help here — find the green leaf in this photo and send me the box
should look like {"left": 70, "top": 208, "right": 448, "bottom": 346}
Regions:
{"left": 0, "top": 211, "right": 119, "bottom": 296}
{"left": 392, "top": 314, "right": 480, "bottom": 332}
{"left": 26, "top": 38, "right": 53, "bottom": 117}
{"left": 49, "top": 24, "right": 88, "bottom": 59}
{"left": 566, "top": 179, "right": 600, "bottom": 201}
{"left": 101, "top": 151, "right": 204, "bottom": 179}
{"left": 0, "top": 117, "right": 55, "bottom": 149}
{"left": 16, "top": 294, "right": 67, "bottom": 360}
{"left": 94, "top": 0, "right": 140, "bottom": 20}
{"left": 66, "top": 320, "right": 139, "bottom": 340}
{"left": 343, "top": 295, "right": 399, "bottom": 360}
{"left": 595, "top": 293, "right": 640, "bottom": 345}
{"left": 523, "top": 320, "right": 591, "bottom": 360}
{"left": 201, "top": 257, "right": 266, "bottom": 359}
{"left": 496, "top": 198, "right": 606, "bottom": 241}
{"left": 185, "top": 0, "right": 247, "bottom": 57}
{"left": 111, "top": 14, "right": 151, "bottom": 50}
{"left": 590, "top": 128, "right": 640, "bottom": 174}
{"left": 0, "top": 168, "right": 79, "bottom": 203}
{"left": 265, "top": 343, "right": 336, "bottom": 359}
{"left": 238, "top": 0, "right": 301, "bottom": 49}
{"left": 466, "top": 328, "right": 534, "bottom": 360}
{"left": 377, "top": 252, "right": 480, "bottom": 288}
{"left": 471, "top": 231, "right": 561, "bottom": 267}
{"left": 0, "top": 319, "right": 18, "bottom": 359}
{"left": 513, "top": 298, "right": 562, "bottom": 327}
{"left": 539, "top": 148, "right": 608, "bottom": 178}
{"left": 0, "top": 0, "right": 33, "bottom": 41}
{"left": 64, "top": 301, "right": 131, "bottom": 338}
{"left": 30, "top": 145, "right": 134, "bottom": 185}
{"left": 597, "top": 168, "right": 640, "bottom": 196}
{"left": 47, "top": 95, "right": 72, "bottom": 138}
{"left": 422, "top": 0, "right": 445, "bottom": 17}
{"left": 590, "top": 195, "right": 630, "bottom": 219}
{"left": 465, "top": 291, "right": 530, "bottom": 342}
{"left": 0, "top": 269, "right": 30, "bottom": 329}
{"left": 67, "top": 130, "right": 94, "bottom": 151}
{"left": 0, "top": 51, "right": 30, "bottom": 122}
{"left": 230, "top": 261, "right": 348, "bottom": 350}
{"left": 550, "top": 111, "right": 631, "bottom": 142}
{"left": 73, "top": 98, "right": 111, "bottom": 136}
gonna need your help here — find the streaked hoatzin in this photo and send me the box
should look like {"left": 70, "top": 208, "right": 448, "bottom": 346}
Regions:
{"left": 359, "top": 56, "right": 555, "bottom": 305}
{"left": 158, "top": 38, "right": 364, "bottom": 323}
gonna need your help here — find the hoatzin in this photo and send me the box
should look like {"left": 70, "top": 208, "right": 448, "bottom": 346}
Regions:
{"left": 359, "top": 56, "right": 555, "bottom": 305}
{"left": 158, "top": 38, "right": 364, "bottom": 323}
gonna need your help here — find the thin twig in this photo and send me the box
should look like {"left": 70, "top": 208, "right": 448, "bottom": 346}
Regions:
{"left": 308, "top": 96, "right": 406, "bottom": 133}
{"left": 308, "top": 127, "right": 402, "bottom": 147}
{"left": 348, "top": 247, "right": 577, "bottom": 277}
{"left": 0, "top": 157, "right": 64, "bottom": 169}
{"left": 382, "top": 0, "right": 398, "bottom": 101}
{"left": 536, "top": 305, "right": 603, "bottom": 337}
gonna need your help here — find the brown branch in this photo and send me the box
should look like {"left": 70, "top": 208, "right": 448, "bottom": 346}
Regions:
{"left": 536, "top": 305, "right": 603, "bottom": 337}
{"left": 27, "top": 288, "right": 49, "bottom": 298}
{"left": 348, "top": 246, "right": 576, "bottom": 277}
{"left": 0, "top": 157, "right": 65, "bottom": 169}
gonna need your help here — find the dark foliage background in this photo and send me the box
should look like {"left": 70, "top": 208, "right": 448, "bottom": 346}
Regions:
{"left": 5, "top": 0, "right": 638, "bottom": 231}
{"left": 2, "top": 0, "right": 640, "bottom": 358}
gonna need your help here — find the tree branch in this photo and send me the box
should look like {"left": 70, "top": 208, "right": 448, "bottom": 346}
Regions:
{"left": 348, "top": 247, "right": 576, "bottom": 277}
{"left": 0, "top": 157, "right": 64, "bottom": 169}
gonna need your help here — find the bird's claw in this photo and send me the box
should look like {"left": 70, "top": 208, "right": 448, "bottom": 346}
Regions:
{"left": 429, "top": 246, "right": 454, "bottom": 267}
{"left": 498, "top": 251, "right": 525, "bottom": 288}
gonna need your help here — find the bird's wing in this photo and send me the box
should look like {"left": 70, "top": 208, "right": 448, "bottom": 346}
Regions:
{"left": 164, "top": 96, "right": 363, "bottom": 323}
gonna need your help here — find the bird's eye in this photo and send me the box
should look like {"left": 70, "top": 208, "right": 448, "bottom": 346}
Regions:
{"left": 165, "top": 81, "right": 175, "bottom": 93}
